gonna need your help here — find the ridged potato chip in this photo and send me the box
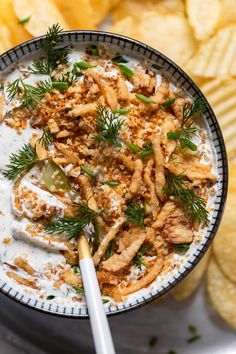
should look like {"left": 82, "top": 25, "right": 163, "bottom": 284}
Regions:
{"left": 0, "top": 25, "right": 12, "bottom": 54}
{"left": 136, "top": 11, "right": 197, "bottom": 67}
{"left": 207, "top": 258, "right": 236, "bottom": 329}
{"left": 13, "top": 0, "right": 69, "bottom": 37}
{"left": 0, "top": 0, "right": 31, "bottom": 47}
{"left": 213, "top": 161, "right": 236, "bottom": 283}
{"left": 109, "top": 16, "right": 139, "bottom": 38}
{"left": 218, "top": 0, "right": 236, "bottom": 29}
{"left": 52, "top": 0, "right": 96, "bottom": 29}
{"left": 112, "top": 0, "right": 184, "bottom": 22}
{"left": 199, "top": 77, "right": 236, "bottom": 158}
{"left": 171, "top": 250, "right": 211, "bottom": 301}
{"left": 186, "top": 25, "right": 236, "bottom": 78}
{"left": 186, "top": 0, "right": 221, "bottom": 41}
{"left": 90, "top": 0, "right": 110, "bottom": 26}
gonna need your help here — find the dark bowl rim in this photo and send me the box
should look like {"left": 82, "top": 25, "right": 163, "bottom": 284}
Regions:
{"left": 0, "top": 30, "right": 228, "bottom": 319}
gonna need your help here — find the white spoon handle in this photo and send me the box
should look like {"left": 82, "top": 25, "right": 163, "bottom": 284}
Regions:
{"left": 78, "top": 236, "right": 116, "bottom": 354}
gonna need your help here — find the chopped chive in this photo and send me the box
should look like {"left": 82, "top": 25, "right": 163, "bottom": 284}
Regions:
{"left": 102, "top": 298, "right": 110, "bottom": 304}
{"left": 142, "top": 142, "right": 152, "bottom": 149}
{"left": 18, "top": 16, "right": 31, "bottom": 25}
{"left": 119, "top": 65, "right": 133, "bottom": 79}
{"left": 188, "top": 325, "right": 197, "bottom": 334}
{"left": 105, "top": 180, "right": 120, "bottom": 187}
{"left": 187, "top": 335, "right": 202, "bottom": 343}
{"left": 152, "top": 64, "right": 163, "bottom": 70}
{"left": 76, "top": 287, "right": 84, "bottom": 294}
{"left": 51, "top": 81, "right": 69, "bottom": 90}
{"left": 180, "top": 138, "right": 198, "bottom": 151}
{"left": 86, "top": 45, "right": 99, "bottom": 56}
{"left": 148, "top": 336, "right": 158, "bottom": 347}
{"left": 174, "top": 243, "right": 190, "bottom": 252}
{"left": 112, "top": 55, "right": 128, "bottom": 63}
{"left": 138, "top": 150, "right": 153, "bottom": 158}
{"left": 136, "top": 93, "right": 155, "bottom": 104}
{"left": 74, "top": 61, "right": 94, "bottom": 70}
{"left": 160, "top": 98, "right": 175, "bottom": 110}
{"left": 167, "top": 131, "right": 181, "bottom": 140}
{"left": 113, "top": 108, "right": 130, "bottom": 115}
{"left": 81, "top": 165, "right": 95, "bottom": 178}
{"left": 105, "top": 239, "right": 114, "bottom": 259}
{"left": 127, "top": 143, "right": 140, "bottom": 153}
{"left": 46, "top": 295, "right": 55, "bottom": 300}
{"left": 72, "top": 265, "right": 79, "bottom": 274}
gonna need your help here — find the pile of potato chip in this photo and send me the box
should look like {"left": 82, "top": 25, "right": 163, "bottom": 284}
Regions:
{"left": 0, "top": 0, "right": 236, "bottom": 330}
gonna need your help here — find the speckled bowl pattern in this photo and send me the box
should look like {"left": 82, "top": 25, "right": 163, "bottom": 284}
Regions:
{"left": 0, "top": 31, "right": 228, "bottom": 318}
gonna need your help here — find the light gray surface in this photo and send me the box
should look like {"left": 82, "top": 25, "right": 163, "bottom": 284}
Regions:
{"left": 0, "top": 282, "right": 236, "bottom": 354}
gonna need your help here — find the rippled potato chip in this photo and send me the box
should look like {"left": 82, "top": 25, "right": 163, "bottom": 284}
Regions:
{"left": 213, "top": 161, "right": 236, "bottom": 283}
{"left": 137, "top": 11, "right": 197, "bottom": 67}
{"left": 90, "top": 0, "right": 110, "bottom": 25}
{"left": 172, "top": 250, "right": 211, "bottom": 301}
{"left": 186, "top": 0, "right": 221, "bottom": 41}
{"left": 52, "top": 0, "right": 96, "bottom": 29}
{"left": 0, "top": 0, "right": 31, "bottom": 47}
{"left": 186, "top": 25, "right": 236, "bottom": 78}
{"left": 218, "top": 0, "right": 236, "bottom": 28}
{"left": 207, "top": 258, "right": 236, "bottom": 329}
{"left": 13, "top": 0, "right": 69, "bottom": 37}
{"left": 112, "top": 0, "right": 184, "bottom": 22}
{"left": 109, "top": 16, "right": 139, "bottom": 38}
{"left": 0, "top": 25, "right": 12, "bottom": 54}
{"left": 199, "top": 77, "right": 236, "bottom": 158}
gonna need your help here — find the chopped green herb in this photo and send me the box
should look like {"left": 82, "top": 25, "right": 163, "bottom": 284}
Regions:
{"left": 46, "top": 295, "right": 55, "bottom": 300}
{"left": 136, "top": 93, "right": 155, "bottom": 104}
{"left": 76, "top": 287, "right": 84, "bottom": 294}
{"left": 86, "top": 45, "right": 99, "bottom": 56}
{"left": 105, "top": 180, "right": 120, "bottom": 187}
{"left": 138, "top": 150, "right": 153, "bottom": 158}
{"left": 134, "top": 244, "right": 151, "bottom": 269}
{"left": 45, "top": 200, "right": 98, "bottom": 240}
{"left": 93, "top": 105, "right": 124, "bottom": 146}
{"left": 160, "top": 98, "right": 176, "bottom": 110}
{"left": 102, "top": 298, "right": 110, "bottom": 304}
{"left": 0, "top": 83, "right": 4, "bottom": 90}
{"left": 18, "top": 16, "right": 31, "bottom": 24}
{"left": 72, "top": 265, "right": 79, "bottom": 274}
{"left": 112, "top": 55, "right": 128, "bottom": 63}
{"left": 119, "top": 65, "right": 133, "bottom": 79}
{"left": 105, "top": 240, "right": 114, "bottom": 260}
{"left": 188, "top": 325, "right": 197, "bottom": 334}
{"left": 127, "top": 143, "right": 140, "bottom": 153}
{"left": 74, "top": 61, "right": 94, "bottom": 70}
{"left": 167, "top": 99, "right": 205, "bottom": 151}
{"left": 163, "top": 173, "right": 208, "bottom": 224}
{"left": 3, "top": 143, "right": 38, "bottom": 181}
{"left": 51, "top": 81, "right": 69, "bottom": 90}
{"left": 81, "top": 165, "right": 95, "bottom": 178}
{"left": 113, "top": 108, "right": 130, "bottom": 115}
{"left": 125, "top": 199, "right": 145, "bottom": 228}
{"left": 148, "top": 336, "right": 158, "bottom": 348}
{"left": 187, "top": 335, "right": 202, "bottom": 343}
{"left": 174, "top": 243, "right": 190, "bottom": 252}
{"left": 31, "top": 24, "right": 69, "bottom": 75}
{"left": 37, "top": 129, "right": 53, "bottom": 149}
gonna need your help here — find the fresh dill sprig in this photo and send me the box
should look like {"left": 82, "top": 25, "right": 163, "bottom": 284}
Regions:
{"left": 7, "top": 78, "right": 52, "bottom": 108}
{"left": 37, "top": 130, "right": 53, "bottom": 149}
{"left": 133, "top": 243, "right": 151, "bottom": 268}
{"left": 93, "top": 105, "right": 124, "bottom": 146}
{"left": 45, "top": 200, "right": 99, "bottom": 240}
{"left": 167, "top": 99, "right": 205, "bottom": 151}
{"left": 163, "top": 172, "right": 208, "bottom": 224}
{"left": 31, "top": 23, "right": 69, "bottom": 76}
{"left": 3, "top": 143, "right": 38, "bottom": 181}
{"left": 125, "top": 199, "right": 145, "bottom": 228}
